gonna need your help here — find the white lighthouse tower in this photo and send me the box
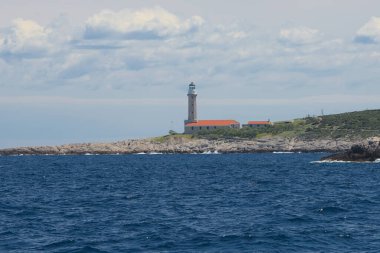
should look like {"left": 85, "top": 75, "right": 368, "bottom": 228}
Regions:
{"left": 185, "top": 82, "right": 197, "bottom": 124}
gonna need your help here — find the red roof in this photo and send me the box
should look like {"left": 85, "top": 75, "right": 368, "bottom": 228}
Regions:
{"left": 247, "top": 121, "right": 271, "bottom": 125}
{"left": 186, "top": 120, "right": 239, "bottom": 127}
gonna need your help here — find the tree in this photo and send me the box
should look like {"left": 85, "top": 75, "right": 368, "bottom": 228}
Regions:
{"left": 168, "top": 130, "right": 177, "bottom": 135}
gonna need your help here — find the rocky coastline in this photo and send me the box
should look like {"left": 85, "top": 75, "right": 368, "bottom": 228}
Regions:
{"left": 0, "top": 136, "right": 374, "bottom": 156}
{"left": 321, "top": 137, "right": 380, "bottom": 162}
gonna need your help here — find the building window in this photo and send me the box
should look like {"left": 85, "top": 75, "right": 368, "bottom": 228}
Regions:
{"left": 200, "top": 127, "right": 202, "bottom": 130}
{"left": 214, "top": 126, "right": 216, "bottom": 129}
{"left": 207, "top": 126, "right": 209, "bottom": 130}
{"left": 191, "top": 127, "right": 194, "bottom": 130}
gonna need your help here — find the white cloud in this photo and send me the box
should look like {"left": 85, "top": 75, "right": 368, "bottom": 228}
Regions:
{"left": 279, "top": 26, "right": 322, "bottom": 45}
{"left": 0, "top": 19, "right": 53, "bottom": 57}
{"left": 355, "top": 17, "right": 380, "bottom": 43}
{"left": 0, "top": 9, "right": 379, "bottom": 108}
{"left": 1, "top": 94, "right": 379, "bottom": 107}
{"left": 228, "top": 31, "right": 248, "bottom": 39}
{"left": 84, "top": 7, "right": 204, "bottom": 40}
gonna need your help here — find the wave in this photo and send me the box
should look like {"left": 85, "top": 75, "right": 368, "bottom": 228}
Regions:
{"left": 311, "top": 160, "right": 380, "bottom": 164}
{"left": 318, "top": 206, "right": 348, "bottom": 213}
{"left": 311, "top": 160, "right": 353, "bottom": 164}
{"left": 135, "top": 152, "right": 164, "bottom": 155}
{"left": 273, "top": 151, "right": 294, "bottom": 154}
{"left": 202, "top": 150, "right": 220, "bottom": 154}
{"left": 42, "top": 239, "right": 76, "bottom": 250}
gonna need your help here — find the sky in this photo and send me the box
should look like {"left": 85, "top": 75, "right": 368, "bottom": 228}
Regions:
{"left": 1, "top": 0, "right": 380, "bottom": 148}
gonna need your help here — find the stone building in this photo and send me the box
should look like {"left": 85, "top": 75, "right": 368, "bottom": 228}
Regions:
{"left": 242, "top": 121, "right": 272, "bottom": 128}
{"left": 185, "top": 120, "right": 240, "bottom": 134}
{"left": 184, "top": 82, "right": 240, "bottom": 134}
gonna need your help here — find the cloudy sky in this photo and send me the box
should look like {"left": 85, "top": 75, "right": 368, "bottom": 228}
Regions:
{"left": 1, "top": 0, "right": 380, "bottom": 147}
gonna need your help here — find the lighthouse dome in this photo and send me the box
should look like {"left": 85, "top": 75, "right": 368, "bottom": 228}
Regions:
{"left": 188, "top": 82, "right": 197, "bottom": 95}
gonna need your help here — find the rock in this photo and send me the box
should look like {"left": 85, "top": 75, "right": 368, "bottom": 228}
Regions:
{"left": 321, "top": 138, "right": 380, "bottom": 162}
{"left": 0, "top": 136, "right": 375, "bottom": 156}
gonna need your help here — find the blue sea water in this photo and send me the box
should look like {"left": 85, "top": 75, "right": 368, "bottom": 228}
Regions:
{"left": 1, "top": 153, "right": 380, "bottom": 252}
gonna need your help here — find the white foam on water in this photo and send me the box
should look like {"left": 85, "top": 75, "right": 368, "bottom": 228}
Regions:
{"left": 273, "top": 151, "right": 294, "bottom": 154}
{"left": 311, "top": 160, "right": 380, "bottom": 164}
{"left": 311, "top": 160, "right": 353, "bottom": 164}
{"left": 201, "top": 150, "right": 220, "bottom": 154}
{"left": 148, "top": 152, "right": 163, "bottom": 155}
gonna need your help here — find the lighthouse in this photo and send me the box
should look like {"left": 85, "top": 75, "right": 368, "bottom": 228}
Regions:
{"left": 183, "top": 82, "right": 240, "bottom": 134}
{"left": 185, "top": 82, "right": 197, "bottom": 124}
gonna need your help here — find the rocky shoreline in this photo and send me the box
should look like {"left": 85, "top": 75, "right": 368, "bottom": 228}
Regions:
{"left": 0, "top": 136, "right": 374, "bottom": 156}
{"left": 321, "top": 137, "right": 380, "bottom": 162}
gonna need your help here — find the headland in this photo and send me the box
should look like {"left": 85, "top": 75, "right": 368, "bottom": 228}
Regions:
{"left": 0, "top": 136, "right": 361, "bottom": 156}
{"left": 1, "top": 109, "right": 379, "bottom": 157}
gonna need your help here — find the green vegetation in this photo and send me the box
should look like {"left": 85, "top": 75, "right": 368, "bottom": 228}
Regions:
{"left": 152, "top": 134, "right": 193, "bottom": 143}
{"left": 194, "top": 109, "right": 380, "bottom": 140}
{"left": 195, "top": 127, "right": 257, "bottom": 139}
{"left": 168, "top": 130, "right": 178, "bottom": 135}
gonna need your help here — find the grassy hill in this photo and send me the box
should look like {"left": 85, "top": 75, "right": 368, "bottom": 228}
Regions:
{"left": 194, "top": 109, "right": 380, "bottom": 140}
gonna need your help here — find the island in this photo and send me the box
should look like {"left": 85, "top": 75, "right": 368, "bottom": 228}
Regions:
{"left": 0, "top": 109, "right": 379, "bottom": 158}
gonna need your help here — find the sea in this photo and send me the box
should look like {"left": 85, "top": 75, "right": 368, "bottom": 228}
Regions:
{"left": 1, "top": 153, "right": 380, "bottom": 252}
